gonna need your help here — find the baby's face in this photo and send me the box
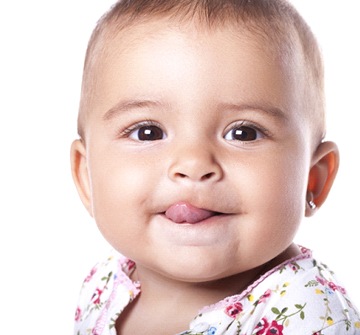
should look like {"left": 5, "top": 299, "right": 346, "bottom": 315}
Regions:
{"left": 79, "top": 21, "right": 313, "bottom": 281}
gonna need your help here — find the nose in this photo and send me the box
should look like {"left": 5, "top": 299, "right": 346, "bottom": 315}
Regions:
{"left": 168, "top": 143, "right": 223, "bottom": 183}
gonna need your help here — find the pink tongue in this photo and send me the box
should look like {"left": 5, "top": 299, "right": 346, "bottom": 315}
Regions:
{"left": 165, "top": 203, "right": 215, "bottom": 224}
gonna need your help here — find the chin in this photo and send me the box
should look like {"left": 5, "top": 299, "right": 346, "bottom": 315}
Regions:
{"left": 156, "top": 255, "right": 236, "bottom": 283}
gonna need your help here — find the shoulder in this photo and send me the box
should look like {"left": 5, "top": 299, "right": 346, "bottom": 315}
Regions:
{"left": 245, "top": 253, "right": 360, "bottom": 334}
{"left": 255, "top": 256, "right": 360, "bottom": 334}
{"left": 73, "top": 251, "right": 140, "bottom": 335}
{"left": 191, "top": 248, "right": 360, "bottom": 334}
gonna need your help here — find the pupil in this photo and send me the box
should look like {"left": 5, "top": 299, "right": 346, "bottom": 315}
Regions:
{"left": 233, "top": 126, "right": 256, "bottom": 141}
{"left": 138, "top": 126, "right": 163, "bottom": 141}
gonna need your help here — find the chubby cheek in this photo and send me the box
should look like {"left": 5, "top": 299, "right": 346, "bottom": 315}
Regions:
{"left": 88, "top": 148, "right": 158, "bottom": 251}
{"left": 247, "top": 153, "right": 307, "bottom": 243}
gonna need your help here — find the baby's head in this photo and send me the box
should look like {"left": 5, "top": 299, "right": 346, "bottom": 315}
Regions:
{"left": 71, "top": 0, "right": 339, "bottom": 282}
{"left": 78, "top": 0, "right": 325, "bottom": 143}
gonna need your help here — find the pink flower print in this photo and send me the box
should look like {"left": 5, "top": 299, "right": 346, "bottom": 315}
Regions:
{"left": 299, "top": 246, "right": 308, "bottom": 254}
{"left": 288, "top": 261, "right": 300, "bottom": 273}
{"left": 328, "top": 282, "right": 337, "bottom": 291}
{"left": 328, "top": 281, "right": 346, "bottom": 294}
{"left": 258, "top": 290, "right": 272, "bottom": 304}
{"left": 316, "top": 276, "right": 347, "bottom": 295}
{"left": 84, "top": 267, "right": 97, "bottom": 283}
{"left": 127, "top": 259, "right": 136, "bottom": 271}
{"left": 122, "top": 258, "right": 136, "bottom": 273}
{"left": 338, "top": 285, "right": 346, "bottom": 295}
{"left": 254, "top": 318, "right": 284, "bottom": 335}
{"left": 225, "top": 302, "right": 243, "bottom": 318}
{"left": 265, "top": 321, "right": 284, "bottom": 335}
{"left": 315, "top": 276, "right": 325, "bottom": 286}
{"left": 74, "top": 307, "right": 81, "bottom": 322}
{"left": 91, "top": 288, "right": 103, "bottom": 305}
{"left": 254, "top": 318, "right": 269, "bottom": 334}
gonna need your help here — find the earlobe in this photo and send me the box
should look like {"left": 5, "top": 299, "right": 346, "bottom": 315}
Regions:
{"left": 70, "top": 139, "right": 93, "bottom": 216}
{"left": 305, "top": 141, "right": 339, "bottom": 217}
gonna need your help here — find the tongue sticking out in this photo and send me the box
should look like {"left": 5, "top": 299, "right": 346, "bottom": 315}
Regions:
{"left": 165, "top": 203, "right": 217, "bottom": 224}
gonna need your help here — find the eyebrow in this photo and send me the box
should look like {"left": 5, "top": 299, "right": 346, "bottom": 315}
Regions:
{"left": 103, "top": 99, "right": 165, "bottom": 121}
{"left": 218, "top": 102, "right": 289, "bottom": 121}
{"left": 103, "top": 99, "right": 288, "bottom": 122}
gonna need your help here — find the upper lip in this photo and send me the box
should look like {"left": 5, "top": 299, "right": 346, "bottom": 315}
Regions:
{"left": 155, "top": 191, "right": 239, "bottom": 216}
{"left": 162, "top": 201, "right": 227, "bottom": 223}
{"left": 158, "top": 201, "right": 228, "bottom": 215}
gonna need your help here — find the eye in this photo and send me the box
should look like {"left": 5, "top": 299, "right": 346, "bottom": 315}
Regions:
{"left": 129, "top": 123, "right": 165, "bottom": 141}
{"left": 224, "top": 123, "right": 264, "bottom": 142}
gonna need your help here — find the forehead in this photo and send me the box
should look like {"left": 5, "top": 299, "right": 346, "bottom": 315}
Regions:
{"left": 100, "top": 17, "right": 299, "bottom": 65}
{"left": 78, "top": 19, "right": 321, "bottom": 147}
{"left": 88, "top": 20, "right": 304, "bottom": 111}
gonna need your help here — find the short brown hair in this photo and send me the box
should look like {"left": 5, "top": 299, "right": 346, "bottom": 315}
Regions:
{"left": 78, "top": 0, "right": 325, "bottom": 141}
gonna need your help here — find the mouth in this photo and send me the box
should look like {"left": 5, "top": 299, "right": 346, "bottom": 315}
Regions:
{"left": 163, "top": 202, "right": 224, "bottom": 224}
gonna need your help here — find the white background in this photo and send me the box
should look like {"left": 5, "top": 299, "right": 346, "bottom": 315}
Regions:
{"left": 0, "top": 1, "right": 359, "bottom": 334}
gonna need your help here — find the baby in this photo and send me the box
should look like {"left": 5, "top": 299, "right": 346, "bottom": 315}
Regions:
{"left": 70, "top": 0, "right": 360, "bottom": 334}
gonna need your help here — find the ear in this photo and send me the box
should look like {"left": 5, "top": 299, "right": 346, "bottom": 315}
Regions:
{"left": 305, "top": 141, "right": 339, "bottom": 217}
{"left": 70, "top": 139, "right": 93, "bottom": 216}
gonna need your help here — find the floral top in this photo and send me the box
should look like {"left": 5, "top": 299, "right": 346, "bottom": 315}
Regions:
{"left": 74, "top": 247, "right": 360, "bottom": 335}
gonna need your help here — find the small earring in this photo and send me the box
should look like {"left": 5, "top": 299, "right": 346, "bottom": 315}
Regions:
{"left": 308, "top": 200, "right": 316, "bottom": 210}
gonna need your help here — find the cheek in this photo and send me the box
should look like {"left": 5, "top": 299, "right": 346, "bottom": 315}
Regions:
{"left": 88, "top": 151, "right": 156, "bottom": 241}
{"left": 234, "top": 149, "right": 308, "bottom": 232}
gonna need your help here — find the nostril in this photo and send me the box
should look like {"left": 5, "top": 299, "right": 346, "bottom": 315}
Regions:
{"left": 174, "top": 172, "right": 215, "bottom": 181}
{"left": 175, "top": 172, "right": 188, "bottom": 179}
{"left": 201, "top": 172, "right": 216, "bottom": 181}
{"left": 169, "top": 159, "right": 223, "bottom": 182}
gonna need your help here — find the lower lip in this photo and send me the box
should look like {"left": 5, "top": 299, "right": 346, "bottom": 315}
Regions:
{"left": 153, "top": 213, "right": 234, "bottom": 246}
{"left": 162, "top": 212, "right": 225, "bottom": 225}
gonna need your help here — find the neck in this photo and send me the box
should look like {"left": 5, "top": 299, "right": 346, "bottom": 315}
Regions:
{"left": 134, "top": 244, "right": 300, "bottom": 310}
{"left": 134, "top": 262, "right": 265, "bottom": 315}
{"left": 117, "top": 244, "right": 300, "bottom": 334}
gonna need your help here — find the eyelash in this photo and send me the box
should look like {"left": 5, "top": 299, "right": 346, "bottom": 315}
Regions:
{"left": 117, "top": 120, "right": 271, "bottom": 142}
{"left": 118, "top": 120, "right": 164, "bottom": 138}
{"left": 224, "top": 121, "right": 271, "bottom": 142}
